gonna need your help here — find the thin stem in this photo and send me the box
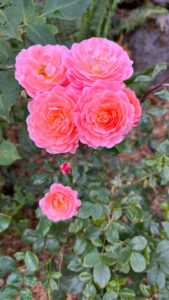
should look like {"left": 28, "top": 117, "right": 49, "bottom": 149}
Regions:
{"left": 140, "top": 75, "right": 169, "bottom": 102}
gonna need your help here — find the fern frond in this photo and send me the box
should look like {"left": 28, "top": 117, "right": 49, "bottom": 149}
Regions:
{"left": 112, "top": 6, "right": 168, "bottom": 37}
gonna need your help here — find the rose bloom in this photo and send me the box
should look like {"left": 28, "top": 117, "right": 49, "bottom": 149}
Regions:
{"left": 26, "top": 86, "right": 79, "bottom": 154}
{"left": 60, "top": 163, "right": 71, "bottom": 174}
{"left": 15, "top": 44, "right": 69, "bottom": 98}
{"left": 124, "top": 88, "right": 142, "bottom": 126}
{"left": 74, "top": 80, "right": 135, "bottom": 149}
{"left": 63, "top": 37, "right": 133, "bottom": 89}
{"left": 39, "top": 183, "right": 81, "bottom": 221}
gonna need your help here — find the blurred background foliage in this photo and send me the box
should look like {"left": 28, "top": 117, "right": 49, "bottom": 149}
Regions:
{"left": 0, "top": 0, "right": 169, "bottom": 299}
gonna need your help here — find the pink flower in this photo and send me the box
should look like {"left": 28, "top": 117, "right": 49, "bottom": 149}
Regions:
{"left": 124, "top": 88, "right": 142, "bottom": 126}
{"left": 74, "top": 80, "right": 134, "bottom": 149}
{"left": 26, "top": 86, "right": 79, "bottom": 154}
{"left": 15, "top": 44, "right": 69, "bottom": 98}
{"left": 60, "top": 163, "right": 71, "bottom": 174}
{"left": 63, "top": 37, "right": 133, "bottom": 89}
{"left": 39, "top": 183, "right": 81, "bottom": 221}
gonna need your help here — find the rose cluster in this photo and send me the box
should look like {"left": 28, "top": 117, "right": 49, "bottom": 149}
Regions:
{"left": 15, "top": 37, "right": 142, "bottom": 154}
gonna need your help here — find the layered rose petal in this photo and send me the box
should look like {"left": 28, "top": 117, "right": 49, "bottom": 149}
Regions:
{"left": 26, "top": 86, "right": 79, "bottom": 154}
{"left": 15, "top": 44, "right": 70, "bottom": 97}
{"left": 63, "top": 37, "right": 133, "bottom": 89}
{"left": 123, "top": 88, "right": 142, "bottom": 126}
{"left": 74, "top": 80, "right": 135, "bottom": 149}
{"left": 39, "top": 183, "right": 81, "bottom": 221}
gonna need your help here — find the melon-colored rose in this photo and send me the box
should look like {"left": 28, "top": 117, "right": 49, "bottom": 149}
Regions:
{"left": 124, "top": 88, "right": 142, "bottom": 126}
{"left": 39, "top": 183, "right": 81, "bottom": 222}
{"left": 26, "top": 86, "right": 79, "bottom": 154}
{"left": 15, "top": 44, "right": 69, "bottom": 98}
{"left": 74, "top": 80, "right": 134, "bottom": 149}
{"left": 63, "top": 37, "right": 133, "bottom": 89}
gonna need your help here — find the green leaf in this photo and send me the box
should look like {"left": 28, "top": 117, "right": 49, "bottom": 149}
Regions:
{"left": 140, "top": 283, "right": 151, "bottom": 297}
{"left": 0, "top": 7, "right": 21, "bottom": 40}
{"left": 78, "top": 201, "right": 93, "bottom": 219}
{"left": 103, "top": 291, "right": 118, "bottom": 300}
{"left": 83, "top": 282, "right": 96, "bottom": 299}
{"left": 67, "top": 256, "right": 83, "bottom": 272}
{"left": 139, "top": 112, "right": 153, "bottom": 134}
{"left": 0, "top": 71, "right": 20, "bottom": 121}
{"left": 50, "top": 272, "right": 61, "bottom": 280}
{"left": 32, "top": 173, "right": 48, "bottom": 185}
{"left": 24, "top": 251, "right": 39, "bottom": 272}
{"left": 93, "top": 261, "right": 110, "bottom": 288}
{"left": 22, "top": 229, "right": 41, "bottom": 243}
{"left": 155, "top": 89, "right": 169, "bottom": 101}
{"left": 101, "top": 253, "right": 117, "bottom": 266}
{"left": 69, "top": 218, "right": 83, "bottom": 233}
{"left": 130, "top": 252, "right": 146, "bottom": 273}
{"left": 147, "top": 264, "right": 166, "bottom": 289}
{"left": 61, "top": 276, "right": 83, "bottom": 294}
{"left": 134, "top": 75, "right": 151, "bottom": 82}
{"left": 119, "top": 288, "right": 135, "bottom": 300}
{"left": 144, "top": 157, "right": 156, "bottom": 166}
{"left": 50, "top": 278, "right": 59, "bottom": 291}
{"left": 163, "top": 165, "right": 169, "bottom": 180}
{"left": 105, "top": 223, "right": 119, "bottom": 244}
{"left": 0, "top": 141, "right": 20, "bottom": 166}
{"left": 74, "top": 237, "right": 87, "bottom": 255}
{"left": 20, "top": 288, "right": 32, "bottom": 300}
{"left": 119, "top": 248, "right": 131, "bottom": 264}
{"left": 157, "top": 140, "right": 169, "bottom": 156}
{"left": 0, "top": 256, "right": 17, "bottom": 278}
{"left": 131, "top": 236, "right": 147, "bottom": 251}
{"left": 37, "top": 217, "right": 52, "bottom": 236}
{"left": 157, "top": 240, "right": 169, "bottom": 254}
{"left": 89, "top": 188, "right": 110, "bottom": 203}
{"left": 45, "top": 236, "right": 59, "bottom": 253}
{"left": 0, "top": 285, "right": 18, "bottom": 300}
{"left": 33, "top": 239, "right": 45, "bottom": 253}
{"left": 0, "top": 40, "right": 12, "bottom": 63}
{"left": 126, "top": 206, "right": 143, "bottom": 223}
{"left": 7, "top": 271, "right": 22, "bottom": 288}
{"left": 26, "top": 23, "right": 56, "bottom": 45}
{"left": 24, "top": 272, "right": 37, "bottom": 287}
{"left": 91, "top": 237, "right": 103, "bottom": 247}
{"left": 152, "top": 62, "right": 168, "bottom": 80}
{"left": 0, "top": 213, "right": 11, "bottom": 232}
{"left": 79, "top": 272, "right": 92, "bottom": 284}
{"left": 43, "top": 0, "right": 92, "bottom": 20}
{"left": 14, "top": 252, "right": 25, "bottom": 261}
{"left": 19, "top": 126, "right": 38, "bottom": 153}
{"left": 83, "top": 251, "right": 100, "bottom": 268}
{"left": 14, "top": 0, "right": 35, "bottom": 23}
{"left": 91, "top": 203, "right": 104, "bottom": 220}
{"left": 162, "top": 222, "right": 169, "bottom": 237}
{"left": 147, "top": 106, "right": 167, "bottom": 116}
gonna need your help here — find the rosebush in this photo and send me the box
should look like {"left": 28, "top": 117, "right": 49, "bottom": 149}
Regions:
{"left": 0, "top": 1, "right": 169, "bottom": 300}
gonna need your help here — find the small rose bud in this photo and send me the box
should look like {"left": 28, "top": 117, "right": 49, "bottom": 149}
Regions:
{"left": 60, "top": 163, "right": 71, "bottom": 174}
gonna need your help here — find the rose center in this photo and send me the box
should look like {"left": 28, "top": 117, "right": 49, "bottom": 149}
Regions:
{"left": 97, "top": 111, "right": 110, "bottom": 124}
{"left": 38, "top": 64, "right": 55, "bottom": 80}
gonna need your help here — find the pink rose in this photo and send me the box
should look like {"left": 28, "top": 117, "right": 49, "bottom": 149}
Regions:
{"left": 26, "top": 86, "right": 79, "bottom": 154}
{"left": 15, "top": 44, "right": 69, "bottom": 98}
{"left": 60, "top": 163, "right": 71, "bottom": 174}
{"left": 123, "top": 88, "right": 142, "bottom": 126}
{"left": 74, "top": 80, "right": 134, "bottom": 149}
{"left": 63, "top": 37, "right": 133, "bottom": 89}
{"left": 39, "top": 183, "right": 81, "bottom": 221}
